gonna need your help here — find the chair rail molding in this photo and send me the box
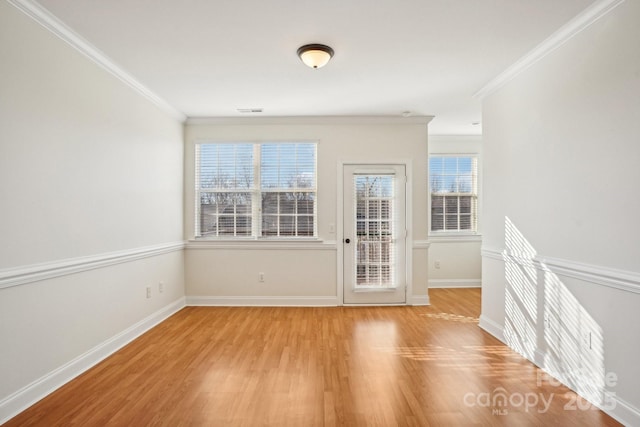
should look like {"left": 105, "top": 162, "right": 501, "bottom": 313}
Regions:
{"left": 0, "top": 241, "right": 186, "bottom": 289}
{"left": 481, "top": 246, "right": 640, "bottom": 294}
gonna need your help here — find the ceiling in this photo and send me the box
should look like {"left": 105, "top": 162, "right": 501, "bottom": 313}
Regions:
{"left": 35, "top": 0, "right": 595, "bottom": 135}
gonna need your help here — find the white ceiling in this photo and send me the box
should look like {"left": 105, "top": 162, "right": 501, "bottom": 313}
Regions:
{"left": 35, "top": 0, "right": 595, "bottom": 135}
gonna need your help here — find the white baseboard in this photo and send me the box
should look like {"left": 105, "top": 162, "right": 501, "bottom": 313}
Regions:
{"left": 534, "top": 349, "right": 640, "bottom": 427}
{"left": 478, "top": 315, "right": 505, "bottom": 343}
{"left": 534, "top": 349, "right": 546, "bottom": 368}
{"left": 429, "top": 279, "right": 481, "bottom": 288}
{"left": 479, "top": 313, "right": 640, "bottom": 426}
{"left": 187, "top": 295, "right": 430, "bottom": 307}
{"left": 0, "top": 297, "right": 186, "bottom": 425}
{"left": 609, "top": 394, "right": 640, "bottom": 427}
{"left": 186, "top": 295, "right": 338, "bottom": 307}
{"left": 408, "top": 294, "right": 430, "bottom": 306}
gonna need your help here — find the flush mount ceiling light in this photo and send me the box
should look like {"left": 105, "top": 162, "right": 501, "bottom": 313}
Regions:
{"left": 297, "top": 44, "right": 334, "bottom": 69}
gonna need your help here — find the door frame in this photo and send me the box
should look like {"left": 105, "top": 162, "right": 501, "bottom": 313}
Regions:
{"left": 337, "top": 160, "right": 414, "bottom": 306}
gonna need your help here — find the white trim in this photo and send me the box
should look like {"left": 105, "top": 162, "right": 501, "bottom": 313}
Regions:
{"left": 412, "top": 240, "right": 431, "bottom": 249}
{"left": 481, "top": 246, "right": 640, "bottom": 294}
{"left": 187, "top": 115, "right": 434, "bottom": 126}
{"left": 337, "top": 161, "right": 345, "bottom": 306}
{"left": 405, "top": 162, "right": 414, "bottom": 306}
{"left": 607, "top": 395, "right": 640, "bottom": 427}
{"left": 540, "top": 255, "right": 640, "bottom": 294}
{"left": 0, "top": 297, "right": 186, "bottom": 425}
{"left": 429, "top": 135, "right": 483, "bottom": 143}
{"left": 480, "top": 245, "right": 503, "bottom": 261}
{"left": 429, "top": 279, "right": 481, "bottom": 288}
{"left": 407, "top": 294, "right": 430, "bottom": 306}
{"left": 474, "top": 0, "right": 626, "bottom": 99}
{"left": 186, "top": 296, "right": 338, "bottom": 307}
{"left": 480, "top": 308, "right": 640, "bottom": 425}
{"left": 533, "top": 349, "right": 640, "bottom": 427}
{"left": 7, "top": 0, "right": 186, "bottom": 122}
{"left": 429, "top": 234, "right": 482, "bottom": 243}
{"left": 533, "top": 349, "right": 547, "bottom": 369}
{"left": 478, "top": 315, "right": 505, "bottom": 343}
{"left": 481, "top": 247, "right": 640, "bottom": 424}
{"left": 338, "top": 160, "right": 414, "bottom": 306}
{"left": 194, "top": 138, "right": 320, "bottom": 145}
{"left": 185, "top": 240, "right": 336, "bottom": 251}
{"left": 0, "top": 241, "right": 185, "bottom": 289}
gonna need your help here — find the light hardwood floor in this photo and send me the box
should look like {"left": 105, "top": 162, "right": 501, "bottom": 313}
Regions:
{"left": 5, "top": 289, "right": 621, "bottom": 426}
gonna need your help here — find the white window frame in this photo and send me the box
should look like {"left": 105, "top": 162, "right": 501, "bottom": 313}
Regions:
{"left": 428, "top": 154, "right": 479, "bottom": 235}
{"left": 195, "top": 141, "right": 318, "bottom": 239}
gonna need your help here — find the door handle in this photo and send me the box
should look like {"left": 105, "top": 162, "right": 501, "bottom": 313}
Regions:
{"left": 344, "top": 238, "right": 351, "bottom": 244}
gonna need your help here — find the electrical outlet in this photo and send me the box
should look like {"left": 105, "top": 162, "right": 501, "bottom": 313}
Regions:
{"left": 146, "top": 286, "right": 151, "bottom": 299}
{"left": 435, "top": 260, "right": 441, "bottom": 269}
{"left": 259, "top": 272, "right": 265, "bottom": 282}
{"left": 159, "top": 282, "right": 164, "bottom": 293}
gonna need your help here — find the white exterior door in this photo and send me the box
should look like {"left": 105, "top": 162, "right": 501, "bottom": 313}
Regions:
{"left": 343, "top": 164, "right": 407, "bottom": 304}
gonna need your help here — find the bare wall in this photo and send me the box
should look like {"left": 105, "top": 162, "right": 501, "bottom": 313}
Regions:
{"left": 184, "top": 118, "right": 430, "bottom": 302}
{"left": 481, "top": 1, "right": 640, "bottom": 424}
{"left": 0, "top": 2, "right": 185, "bottom": 421}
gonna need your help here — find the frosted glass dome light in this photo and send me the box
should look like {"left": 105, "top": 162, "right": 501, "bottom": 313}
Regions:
{"left": 297, "top": 44, "right": 334, "bottom": 69}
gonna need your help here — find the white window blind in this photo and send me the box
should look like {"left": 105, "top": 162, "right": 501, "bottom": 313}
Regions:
{"left": 195, "top": 142, "right": 317, "bottom": 238}
{"left": 196, "top": 144, "right": 254, "bottom": 237}
{"left": 261, "top": 144, "right": 316, "bottom": 237}
{"left": 354, "top": 174, "right": 395, "bottom": 287}
{"left": 429, "top": 156, "right": 478, "bottom": 232}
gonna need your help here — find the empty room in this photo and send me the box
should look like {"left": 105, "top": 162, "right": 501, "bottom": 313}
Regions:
{"left": 1, "top": 0, "right": 638, "bottom": 425}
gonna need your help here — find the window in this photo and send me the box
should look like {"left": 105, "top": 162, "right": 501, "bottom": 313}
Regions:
{"left": 429, "top": 155, "right": 478, "bottom": 233}
{"left": 195, "top": 142, "right": 317, "bottom": 238}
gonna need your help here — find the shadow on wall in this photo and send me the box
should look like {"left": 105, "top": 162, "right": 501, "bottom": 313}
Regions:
{"left": 502, "top": 217, "right": 614, "bottom": 409}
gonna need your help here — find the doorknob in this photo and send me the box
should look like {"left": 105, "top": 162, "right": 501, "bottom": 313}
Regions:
{"left": 344, "top": 238, "right": 351, "bottom": 244}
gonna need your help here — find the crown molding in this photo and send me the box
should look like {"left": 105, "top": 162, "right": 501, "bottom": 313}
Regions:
{"left": 7, "top": 0, "right": 187, "bottom": 122}
{"left": 186, "top": 115, "right": 434, "bottom": 126}
{"left": 474, "top": 0, "right": 626, "bottom": 99}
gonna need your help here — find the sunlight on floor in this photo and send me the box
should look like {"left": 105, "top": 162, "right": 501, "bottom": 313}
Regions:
{"left": 421, "top": 312, "right": 479, "bottom": 323}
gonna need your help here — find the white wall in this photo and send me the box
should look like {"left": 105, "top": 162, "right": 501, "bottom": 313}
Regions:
{"left": 427, "top": 136, "right": 482, "bottom": 288}
{"left": 481, "top": 1, "right": 640, "bottom": 424}
{"left": 184, "top": 117, "right": 430, "bottom": 304}
{"left": 0, "top": 2, "right": 185, "bottom": 421}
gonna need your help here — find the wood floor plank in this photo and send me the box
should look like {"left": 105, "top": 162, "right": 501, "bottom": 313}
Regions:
{"left": 3, "top": 289, "right": 621, "bottom": 426}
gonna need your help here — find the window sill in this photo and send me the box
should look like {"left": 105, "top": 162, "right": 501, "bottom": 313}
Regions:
{"left": 352, "top": 286, "right": 398, "bottom": 293}
{"left": 428, "top": 233, "right": 482, "bottom": 243}
{"left": 186, "top": 238, "right": 337, "bottom": 251}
